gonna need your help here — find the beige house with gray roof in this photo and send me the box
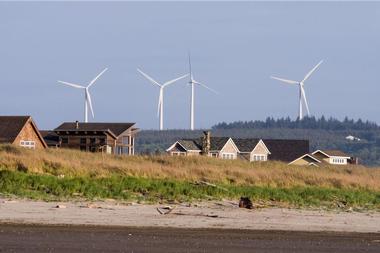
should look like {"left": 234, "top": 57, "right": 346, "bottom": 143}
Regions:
{"left": 289, "top": 150, "right": 354, "bottom": 167}
{"left": 166, "top": 132, "right": 239, "bottom": 160}
{"left": 234, "top": 138, "right": 271, "bottom": 162}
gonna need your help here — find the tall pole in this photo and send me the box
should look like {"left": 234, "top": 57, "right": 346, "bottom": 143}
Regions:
{"left": 190, "top": 82, "right": 195, "bottom": 130}
{"left": 299, "top": 85, "right": 303, "bottom": 120}
{"left": 84, "top": 91, "right": 88, "bottom": 123}
{"left": 160, "top": 88, "right": 163, "bottom": 130}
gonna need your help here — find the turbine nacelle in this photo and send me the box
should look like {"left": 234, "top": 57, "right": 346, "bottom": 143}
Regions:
{"left": 270, "top": 60, "right": 323, "bottom": 120}
{"left": 187, "top": 53, "right": 218, "bottom": 131}
{"left": 57, "top": 68, "right": 108, "bottom": 122}
{"left": 137, "top": 68, "right": 188, "bottom": 130}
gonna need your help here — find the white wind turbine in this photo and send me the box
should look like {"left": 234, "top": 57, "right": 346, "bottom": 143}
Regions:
{"left": 58, "top": 68, "right": 108, "bottom": 123}
{"left": 270, "top": 60, "right": 323, "bottom": 120}
{"left": 188, "top": 53, "right": 217, "bottom": 130}
{"left": 137, "top": 68, "right": 188, "bottom": 130}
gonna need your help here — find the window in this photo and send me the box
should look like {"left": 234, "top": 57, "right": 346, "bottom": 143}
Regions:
{"left": 61, "top": 137, "right": 68, "bottom": 144}
{"left": 222, "top": 153, "right": 235, "bottom": 160}
{"left": 122, "top": 136, "right": 129, "bottom": 145}
{"left": 252, "top": 154, "right": 267, "bottom": 162}
{"left": 99, "top": 138, "right": 106, "bottom": 145}
{"left": 332, "top": 158, "right": 346, "bottom": 164}
{"left": 90, "top": 138, "right": 96, "bottom": 144}
{"left": 20, "top": 140, "right": 35, "bottom": 149}
{"left": 172, "top": 152, "right": 186, "bottom": 156}
{"left": 80, "top": 138, "right": 86, "bottom": 144}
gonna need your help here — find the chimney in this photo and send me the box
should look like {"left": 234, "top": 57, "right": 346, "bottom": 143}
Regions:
{"left": 75, "top": 121, "right": 79, "bottom": 129}
{"left": 202, "top": 131, "right": 211, "bottom": 155}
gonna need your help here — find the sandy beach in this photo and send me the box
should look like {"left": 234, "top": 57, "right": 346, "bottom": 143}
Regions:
{"left": 0, "top": 198, "right": 379, "bottom": 233}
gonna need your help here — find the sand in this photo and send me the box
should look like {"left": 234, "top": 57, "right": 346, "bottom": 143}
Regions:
{"left": 0, "top": 198, "right": 379, "bottom": 233}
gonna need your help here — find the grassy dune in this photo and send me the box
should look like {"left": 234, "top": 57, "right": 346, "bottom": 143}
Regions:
{"left": 0, "top": 145, "right": 379, "bottom": 209}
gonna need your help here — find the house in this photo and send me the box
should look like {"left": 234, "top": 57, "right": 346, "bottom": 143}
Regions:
{"left": 167, "top": 132, "right": 308, "bottom": 163}
{"left": 54, "top": 121, "right": 138, "bottom": 155}
{"left": 289, "top": 150, "right": 355, "bottom": 166}
{"left": 346, "top": 135, "right": 361, "bottom": 142}
{"left": 0, "top": 116, "right": 47, "bottom": 149}
{"left": 166, "top": 131, "right": 239, "bottom": 160}
{"left": 165, "top": 139, "right": 201, "bottom": 156}
{"left": 312, "top": 150, "right": 352, "bottom": 165}
{"left": 233, "top": 138, "right": 271, "bottom": 162}
{"left": 288, "top": 153, "right": 322, "bottom": 167}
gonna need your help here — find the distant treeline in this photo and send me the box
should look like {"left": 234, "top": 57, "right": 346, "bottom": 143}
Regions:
{"left": 136, "top": 116, "right": 380, "bottom": 166}
{"left": 212, "top": 116, "right": 380, "bottom": 131}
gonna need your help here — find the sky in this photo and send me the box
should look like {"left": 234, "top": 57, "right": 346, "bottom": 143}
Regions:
{"left": 0, "top": 1, "right": 379, "bottom": 130}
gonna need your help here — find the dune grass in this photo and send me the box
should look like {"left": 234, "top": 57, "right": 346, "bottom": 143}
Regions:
{"left": 0, "top": 144, "right": 379, "bottom": 209}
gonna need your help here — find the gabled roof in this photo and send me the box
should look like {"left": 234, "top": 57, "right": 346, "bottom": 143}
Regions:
{"left": 178, "top": 139, "right": 202, "bottom": 151}
{"left": 288, "top": 153, "right": 322, "bottom": 165}
{"left": 0, "top": 116, "right": 47, "bottom": 148}
{"left": 54, "top": 122, "right": 137, "bottom": 137}
{"left": 263, "top": 139, "right": 309, "bottom": 162}
{"left": 233, "top": 138, "right": 261, "bottom": 152}
{"left": 209, "top": 137, "right": 230, "bottom": 151}
{"left": 0, "top": 116, "right": 30, "bottom": 143}
{"left": 167, "top": 137, "right": 231, "bottom": 152}
{"left": 312, "top": 149, "right": 351, "bottom": 158}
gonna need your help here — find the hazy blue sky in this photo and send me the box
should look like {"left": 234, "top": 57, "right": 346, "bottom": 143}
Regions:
{"left": 0, "top": 1, "right": 379, "bottom": 130}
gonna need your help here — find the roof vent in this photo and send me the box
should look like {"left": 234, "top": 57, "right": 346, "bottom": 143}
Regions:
{"left": 75, "top": 121, "right": 79, "bottom": 129}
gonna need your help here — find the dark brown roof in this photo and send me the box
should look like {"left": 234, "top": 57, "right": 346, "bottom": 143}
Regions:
{"left": 315, "top": 150, "right": 350, "bottom": 157}
{"left": 233, "top": 138, "right": 260, "bottom": 152}
{"left": 0, "top": 116, "right": 47, "bottom": 148}
{"left": 178, "top": 139, "right": 202, "bottom": 151}
{"left": 209, "top": 137, "right": 230, "bottom": 151}
{"left": 263, "top": 139, "right": 309, "bottom": 162}
{"left": 173, "top": 137, "right": 230, "bottom": 152}
{"left": 0, "top": 116, "right": 31, "bottom": 143}
{"left": 54, "top": 122, "right": 136, "bottom": 136}
{"left": 40, "top": 130, "right": 60, "bottom": 147}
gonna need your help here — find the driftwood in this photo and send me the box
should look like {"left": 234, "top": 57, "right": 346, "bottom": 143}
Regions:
{"left": 193, "top": 181, "right": 228, "bottom": 192}
{"left": 156, "top": 206, "right": 175, "bottom": 215}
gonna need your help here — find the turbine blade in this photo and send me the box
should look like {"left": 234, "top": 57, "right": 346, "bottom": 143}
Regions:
{"left": 194, "top": 81, "right": 218, "bottom": 94}
{"left": 301, "top": 86, "right": 310, "bottom": 115}
{"left": 57, "top": 81, "right": 85, "bottom": 89}
{"left": 188, "top": 52, "right": 193, "bottom": 79}
{"left": 86, "top": 89, "right": 95, "bottom": 118}
{"left": 88, "top": 68, "right": 108, "bottom": 88}
{"left": 162, "top": 74, "right": 189, "bottom": 87}
{"left": 137, "top": 68, "right": 162, "bottom": 87}
{"left": 302, "top": 60, "right": 323, "bottom": 83}
{"left": 270, "top": 76, "right": 299, "bottom": 85}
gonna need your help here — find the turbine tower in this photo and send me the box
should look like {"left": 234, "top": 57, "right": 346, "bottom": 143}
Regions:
{"left": 137, "top": 68, "right": 188, "bottom": 130}
{"left": 270, "top": 60, "right": 323, "bottom": 120}
{"left": 188, "top": 53, "right": 217, "bottom": 130}
{"left": 58, "top": 68, "right": 108, "bottom": 123}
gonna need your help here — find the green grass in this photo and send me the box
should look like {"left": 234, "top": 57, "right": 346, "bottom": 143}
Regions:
{"left": 1, "top": 170, "right": 379, "bottom": 209}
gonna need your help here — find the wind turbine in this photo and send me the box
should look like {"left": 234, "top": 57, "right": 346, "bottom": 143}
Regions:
{"left": 58, "top": 68, "right": 108, "bottom": 123}
{"left": 188, "top": 53, "right": 217, "bottom": 130}
{"left": 137, "top": 68, "right": 188, "bottom": 130}
{"left": 270, "top": 60, "right": 323, "bottom": 120}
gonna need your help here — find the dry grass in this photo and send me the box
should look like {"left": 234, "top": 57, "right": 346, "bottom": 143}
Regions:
{"left": 1, "top": 144, "right": 380, "bottom": 191}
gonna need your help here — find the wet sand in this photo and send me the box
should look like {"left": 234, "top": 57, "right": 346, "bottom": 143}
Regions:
{"left": 0, "top": 225, "right": 379, "bottom": 253}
